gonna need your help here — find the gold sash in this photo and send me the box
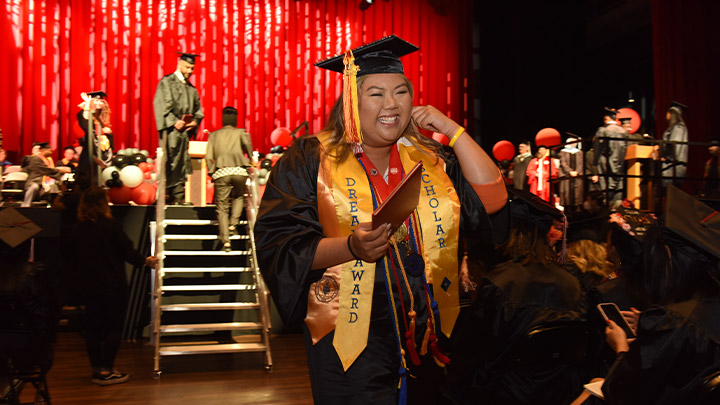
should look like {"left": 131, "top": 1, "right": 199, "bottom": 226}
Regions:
{"left": 306, "top": 133, "right": 460, "bottom": 371}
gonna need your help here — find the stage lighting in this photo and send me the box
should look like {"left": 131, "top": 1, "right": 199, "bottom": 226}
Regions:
{"left": 359, "top": 0, "right": 373, "bottom": 11}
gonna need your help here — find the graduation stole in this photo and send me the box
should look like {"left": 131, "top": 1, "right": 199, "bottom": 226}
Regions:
{"left": 318, "top": 134, "right": 460, "bottom": 371}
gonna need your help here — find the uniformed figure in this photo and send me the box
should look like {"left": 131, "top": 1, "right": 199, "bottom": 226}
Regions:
{"left": 512, "top": 140, "right": 532, "bottom": 191}
{"left": 593, "top": 107, "right": 628, "bottom": 206}
{"left": 206, "top": 107, "right": 255, "bottom": 251}
{"left": 659, "top": 101, "right": 689, "bottom": 187}
{"left": 558, "top": 136, "right": 584, "bottom": 213}
{"left": 153, "top": 52, "right": 204, "bottom": 205}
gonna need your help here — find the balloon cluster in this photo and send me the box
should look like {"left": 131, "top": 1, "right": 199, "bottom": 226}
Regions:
{"left": 102, "top": 148, "right": 157, "bottom": 205}
{"left": 256, "top": 153, "right": 282, "bottom": 186}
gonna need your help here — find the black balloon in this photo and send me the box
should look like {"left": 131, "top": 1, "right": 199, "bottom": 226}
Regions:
{"left": 106, "top": 179, "right": 113, "bottom": 187}
{"left": 132, "top": 153, "right": 145, "bottom": 165}
{"left": 260, "top": 159, "right": 272, "bottom": 170}
{"left": 111, "top": 170, "right": 120, "bottom": 180}
{"left": 112, "top": 154, "right": 127, "bottom": 168}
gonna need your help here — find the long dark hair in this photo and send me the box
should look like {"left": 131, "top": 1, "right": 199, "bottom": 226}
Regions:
{"left": 321, "top": 74, "right": 442, "bottom": 164}
{"left": 501, "top": 220, "right": 557, "bottom": 265}
{"left": 77, "top": 186, "right": 112, "bottom": 222}
{"left": 642, "top": 223, "right": 718, "bottom": 304}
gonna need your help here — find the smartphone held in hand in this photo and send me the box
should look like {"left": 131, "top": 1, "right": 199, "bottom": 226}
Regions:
{"left": 597, "top": 302, "right": 637, "bottom": 338}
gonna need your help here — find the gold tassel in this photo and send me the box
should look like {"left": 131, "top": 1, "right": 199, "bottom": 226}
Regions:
{"left": 342, "top": 50, "right": 363, "bottom": 147}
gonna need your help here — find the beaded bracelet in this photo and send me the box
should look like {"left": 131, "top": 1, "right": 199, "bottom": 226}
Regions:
{"left": 448, "top": 126, "right": 465, "bottom": 148}
{"left": 347, "top": 234, "right": 362, "bottom": 261}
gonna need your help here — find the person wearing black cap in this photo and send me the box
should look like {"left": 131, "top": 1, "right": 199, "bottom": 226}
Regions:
{"left": 656, "top": 101, "right": 689, "bottom": 188}
{"left": 588, "top": 186, "right": 720, "bottom": 404}
{"left": 205, "top": 106, "right": 255, "bottom": 251}
{"left": 20, "top": 142, "right": 42, "bottom": 168}
{"left": 593, "top": 107, "right": 628, "bottom": 206}
{"left": 153, "top": 52, "right": 204, "bottom": 205}
{"left": 512, "top": 140, "right": 532, "bottom": 191}
{"left": 445, "top": 188, "right": 585, "bottom": 404}
{"left": 21, "top": 142, "right": 71, "bottom": 207}
{"left": 702, "top": 138, "right": 720, "bottom": 198}
{"left": 559, "top": 136, "right": 584, "bottom": 213}
{"left": 255, "top": 35, "right": 509, "bottom": 404}
{"left": 76, "top": 91, "right": 114, "bottom": 183}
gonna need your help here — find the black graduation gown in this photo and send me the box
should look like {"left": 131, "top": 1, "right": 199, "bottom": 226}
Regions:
{"left": 254, "top": 136, "right": 509, "bottom": 404}
{"left": 444, "top": 260, "right": 586, "bottom": 405}
{"left": 602, "top": 294, "right": 720, "bottom": 404}
{"left": 153, "top": 73, "right": 204, "bottom": 189}
{"left": 76, "top": 110, "right": 114, "bottom": 179}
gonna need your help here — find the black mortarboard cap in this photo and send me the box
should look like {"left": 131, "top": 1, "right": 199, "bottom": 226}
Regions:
{"left": 0, "top": 208, "right": 42, "bottom": 248}
{"left": 507, "top": 187, "right": 564, "bottom": 233}
{"left": 603, "top": 107, "right": 619, "bottom": 118}
{"left": 710, "top": 138, "right": 720, "bottom": 147}
{"left": 36, "top": 142, "right": 51, "bottom": 149}
{"left": 608, "top": 201, "right": 657, "bottom": 243}
{"left": 315, "top": 35, "right": 419, "bottom": 76}
{"left": 664, "top": 185, "right": 720, "bottom": 259}
{"left": 618, "top": 117, "right": 632, "bottom": 123}
{"left": 177, "top": 52, "right": 200, "bottom": 64}
{"left": 87, "top": 90, "right": 107, "bottom": 98}
{"left": 222, "top": 106, "right": 238, "bottom": 115}
{"left": 668, "top": 100, "right": 688, "bottom": 114}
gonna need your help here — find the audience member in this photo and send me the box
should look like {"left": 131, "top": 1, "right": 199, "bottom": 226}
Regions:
{"left": 445, "top": 188, "right": 585, "bottom": 404}
{"left": 657, "top": 101, "right": 689, "bottom": 188}
{"left": 20, "top": 143, "right": 42, "bottom": 168}
{"left": 702, "top": 138, "right": 720, "bottom": 198}
{"left": 70, "top": 187, "right": 158, "bottom": 385}
{"left": 57, "top": 146, "right": 78, "bottom": 170}
{"left": 22, "top": 142, "right": 70, "bottom": 207}
{"left": 0, "top": 148, "right": 12, "bottom": 172}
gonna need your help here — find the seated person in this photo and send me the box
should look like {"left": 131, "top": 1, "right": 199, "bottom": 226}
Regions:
{"left": 57, "top": 146, "right": 79, "bottom": 170}
{"left": 576, "top": 187, "right": 720, "bottom": 405}
{"left": 20, "top": 143, "right": 41, "bottom": 168}
{"left": 22, "top": 142, "right": 70, "bottom": 207}
{"left": 445, "top": 188, "right": 586, "bottom": 405}
{"left": 0, "top": 148, "right": 12, "bottom": 173}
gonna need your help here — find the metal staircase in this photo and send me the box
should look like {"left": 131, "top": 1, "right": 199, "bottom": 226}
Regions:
{"left": 150, "top": 146, "right": 272, "bottom": 377}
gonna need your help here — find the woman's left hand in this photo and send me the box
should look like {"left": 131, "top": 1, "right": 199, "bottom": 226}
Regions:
{"left": 605, "top": 320, "right": 631, "bottom": 354}
{"left": 411, "top": 105, "right": 461, "bottom": 138}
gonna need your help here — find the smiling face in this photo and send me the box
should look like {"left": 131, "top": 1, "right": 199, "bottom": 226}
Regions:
{"left": 357, "top": 73, "right": 413, "bottom": 148}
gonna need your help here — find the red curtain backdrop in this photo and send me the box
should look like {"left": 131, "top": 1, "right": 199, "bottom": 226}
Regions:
{"left": 651, "top": 0, "right": 720, "bottom": 182}
{"left": 0, "top": 0, "right": 473, "bottom": 161}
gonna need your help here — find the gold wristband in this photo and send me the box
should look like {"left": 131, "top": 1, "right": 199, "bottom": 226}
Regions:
{"left": 448, "top": 126, "right": 465, "bottom": 148}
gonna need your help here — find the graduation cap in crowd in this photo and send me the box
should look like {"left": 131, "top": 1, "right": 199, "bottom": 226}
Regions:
{"left": 86, "top": 90, "right": 107, "bottom": 99}
{"left": 0, "top": 208, "right": 42, "bottom": 248}
{"left": 315, "top": 35, "right": 418, "bottom": 76}
{"left": 603, "top": 107, "right": 620, "bottom": 119}
{"left": 36, "top": 142, "right": 51, "bottom": 150}
{"left": 668, "top": 100, "right": 688, "bottom": 115}
{"left": 664, "top": 185, "right": 720, "bottom": 259}
{"left": 177, "top": 52, "right": 200, "bottom": 64}
{"left": 507, "top": 187, "right": 564, "bottom": 234}
{"left": 608, "top": 200, "right": 657, "bottom": 243}
{"left": 618, "top": 117, "right": 632, "bottom": 124}
{"left": 315, "top": 35, "right": 418, "bottom": 147}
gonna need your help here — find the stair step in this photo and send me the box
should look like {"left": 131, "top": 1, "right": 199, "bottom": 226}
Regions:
{"left": 161, "top": 303, "right": 260, "bottom": 311}
{"left": 161, "top": 284, "right": 256, "bottom": 292}
{"left": 164, "top": 219, "right": 248, "bottom": 226}
{"left": 162, "top": 267, "right": 254, "bottom": 273}
{"left": 163, "top": 250, "right": 250, "bottom": 256}
{"left": 159, "top": 342, "right": 266, "bottom": 356}
{"left": 163, "top": 234, "right": 249, "bottom": 240}
{"left": 160, "top": 322, "right": 263, "bottom": 333}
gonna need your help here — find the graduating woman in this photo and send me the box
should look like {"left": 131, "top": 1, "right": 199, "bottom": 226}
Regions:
{"left": 255, "top": 36, "right": 509, "bottom": 404}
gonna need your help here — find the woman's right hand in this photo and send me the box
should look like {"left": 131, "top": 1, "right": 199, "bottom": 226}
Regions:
{"left": 349, "top": 222, "right": 391, "bottom": 262}
{"left": 605, "top": 320, "right": 631, "bottom": 354}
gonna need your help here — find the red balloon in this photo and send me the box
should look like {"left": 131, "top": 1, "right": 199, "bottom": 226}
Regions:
{"left": 432, "top": 132, "right": 449, "bottom": 145}
{"left": 270, "top": 155, "right": 280, "bottom": 166}
{"left": 535, "top": 128, "right": 561, "bottom": 148}
{"left": 143, "top": 171, "right": 152, "bottom": 179}
{"left": 108, "top": 185, "right": 133, "bottom": 205}
{"left": 270, "top": 127, "right": 292, "bottom": 147}
{"left": 492, "top": 140, "right": 515, "bottom": 161}
{"left": 617, "top": 108, "right": 642, "bottom": 134}
{"left": 130, "top": 182, "right": 157, "bottom": 205}
{"left": 138, "top": 162, "right": 149, "bottom": 172}
{"left": 206, "top": 177, "right": 215, "bottom": 203}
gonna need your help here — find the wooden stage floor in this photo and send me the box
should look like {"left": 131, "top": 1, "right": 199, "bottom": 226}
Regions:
{"left": 22, "top": 332, "right": 313, "bottom": 404}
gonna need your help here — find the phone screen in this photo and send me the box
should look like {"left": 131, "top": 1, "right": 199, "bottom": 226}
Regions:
{"left": 598, "top": 303, "right": 636, "bottom": 338}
